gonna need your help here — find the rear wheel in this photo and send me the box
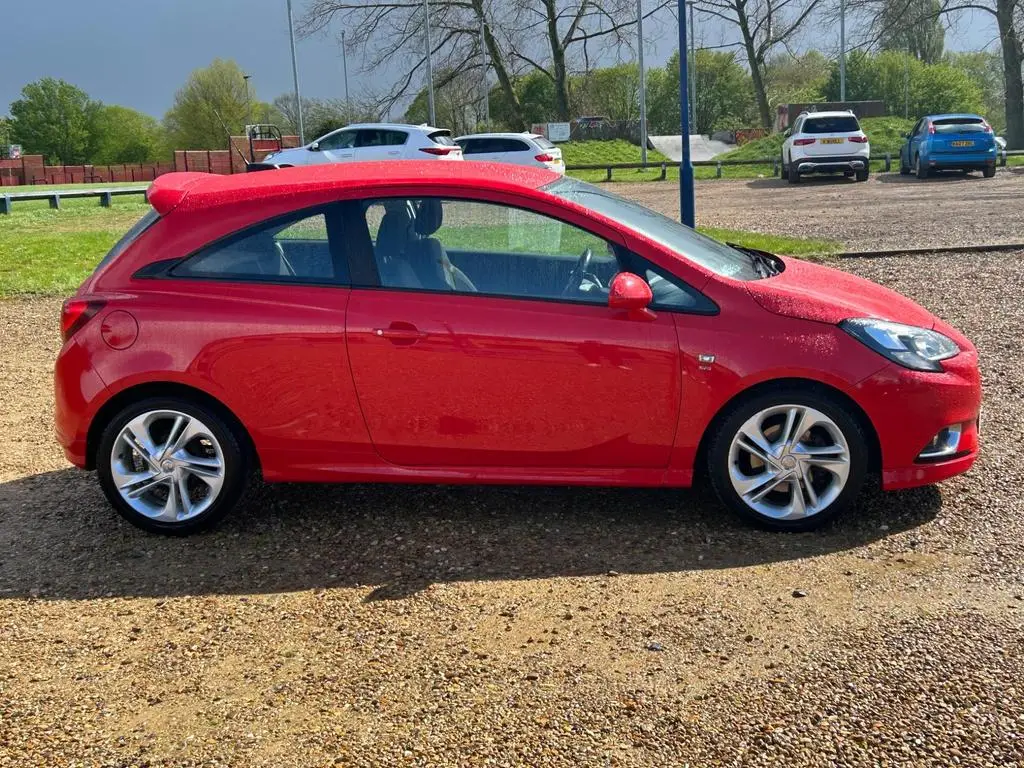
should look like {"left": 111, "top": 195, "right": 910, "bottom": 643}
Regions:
{"left": 983, "top": 164, "right": 996, "bottom": 178}
{"left": 855, "top": 167, "right": 869, "bottom": 182}
{"left": 707, "top": 390, "right": 869, "bottom": 531}
{"left": 914, "top": 153, "right": 929, "bottom": 179}
{"left": 97, "top": 397, "right": 251, "bottom": 535}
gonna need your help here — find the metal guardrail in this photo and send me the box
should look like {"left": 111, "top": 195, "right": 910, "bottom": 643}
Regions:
{"left": 0, "top": 186, "right": 147, "bottom": 214}
{"left": 567, "top": 149, "right": 1024, "bottom": 180}
{"left": 1, "top": 149, "right": 1021, "bottom": 212}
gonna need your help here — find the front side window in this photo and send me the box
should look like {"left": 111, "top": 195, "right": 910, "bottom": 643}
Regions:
{"left": 172, "top": 210, "right": 343, "bottom": 283}
{"left": 361, "top": 197, "right": 621, "bottom": 304}
{"left": 544, "top": 178, "right": 760, "bottom": 281}
{"left": 318, "top": 130, "right": 355, "bottom": 150}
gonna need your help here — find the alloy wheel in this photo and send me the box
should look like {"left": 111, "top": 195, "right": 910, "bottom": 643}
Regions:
{"left": 109, "top": 409, "right": 226, "bottom": 523}
{"left": 727, "top": 404, "right": 851, "bottom": 520}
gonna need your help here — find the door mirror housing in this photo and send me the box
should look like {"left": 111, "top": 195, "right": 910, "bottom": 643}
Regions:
{"left": 609, "top": 272, "right": 655, "bottom": 319}
{"left": 903, "top": 133, "right": 911, "bottom": 139}
{"left": 309, "top": 141, "right": 320, "bottom": 151}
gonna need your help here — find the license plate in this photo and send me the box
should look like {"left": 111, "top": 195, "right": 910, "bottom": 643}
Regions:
{"left": 821, "top": 138, "right": 844, "bottom": 144}
{"left": 951, "top": 140, "right": 974, "bottom": 147}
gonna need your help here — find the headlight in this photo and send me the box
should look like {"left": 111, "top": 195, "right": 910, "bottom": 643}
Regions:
{"left": 840, "top": 318, "right": 959, "bottom": 372}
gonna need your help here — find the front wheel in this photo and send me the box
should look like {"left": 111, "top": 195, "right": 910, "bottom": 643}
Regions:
{"left": 787, "top": 157, "right": 800, "bottom": 184}
{"left": 97, "top": 397, "right": 251, "bottom": 535}
{"left": 707, "top": 391, "right": 869, "bottom": 531}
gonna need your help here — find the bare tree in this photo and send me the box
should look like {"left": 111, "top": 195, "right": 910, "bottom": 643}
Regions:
{"left": 300, "top": 0, "right": 671, "bottom": 129}
{"left": 691, "top": 0, "right": 822, "bottom": 128}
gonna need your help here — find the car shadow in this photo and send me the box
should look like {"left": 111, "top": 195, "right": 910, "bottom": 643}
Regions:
{"left": 875, "top": 170, "right": 991, "bottom": 184}
{"left": 744, "top": 176, "right": 860, "bottom": 190}
{"left": 0, "top": 469, "right": 942, "bottom": 602}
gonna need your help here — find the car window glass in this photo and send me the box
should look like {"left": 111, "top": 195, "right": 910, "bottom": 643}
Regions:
{"left": 459, "top": 138, "right": 482, "bottom": 154}
{"left": 803, "top": 116, "right": 860, "bottom": 133}
{"left": 933, "top": 118, "right": 987, "bottom": 134}
{"left": 428, "top": 131, "right": 456, "bottom": 146}
{"left": 362, "top": 197, "right": 619, "bottom": 304}
{"left": 172, "top": 211, "right": 342, "bottom": 283}
{"left": 625, "top": 254, "right": 715, "bottom": 313}
{"left": 495, "top": 138, "right": 529, "bottom": 153}
{"left": 318, "top": 130, "right": 355, "bottom": 150}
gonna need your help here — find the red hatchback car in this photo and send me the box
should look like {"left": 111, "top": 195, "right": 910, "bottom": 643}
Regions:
{"left": 55, "top": 162, "right": 980, "bottom": 535}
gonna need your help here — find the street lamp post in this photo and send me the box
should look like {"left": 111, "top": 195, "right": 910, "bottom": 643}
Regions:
{"left": 242, "top": 74, "right": 253, "bottom": 129}
{"left": 341, "top": 30, "right": 351, "bottom": 108}
{"left": 423, "top": 0, "right": 436, "bottom": 125}
{"left": 637, "top": 0, "right": 648, "bottom": 165}
{"left": 678, "top": 0, "right": 695, "bottom": 227}
{"left": 839, "top": 0, "right": 846, "bottom": 101}
{"left": 286, "top": 0, "right": 305, "bottom": 143}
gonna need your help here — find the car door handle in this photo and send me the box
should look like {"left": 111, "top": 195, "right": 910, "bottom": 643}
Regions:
{"left": 387, "top": 150, "right": 401, "bottom": 156}
{"left": 374, "top": 324, "right": 428, "bottom": 343}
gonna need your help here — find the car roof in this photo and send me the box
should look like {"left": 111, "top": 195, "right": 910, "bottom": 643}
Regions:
{"left": 341, "top": 123, "right": 447, "bottom": 133}
{"left": 147, "top": 161, "right": 559, "bottom": 216}
{"left": 799, "top": 110, "right": 858, "bottom": 119}
{"left": 455, "top": 132, "right": 543, "bottom": 141}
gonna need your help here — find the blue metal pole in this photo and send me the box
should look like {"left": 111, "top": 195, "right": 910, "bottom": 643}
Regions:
{"left": 678, "top": 0, "right": 695, "bottom": 227}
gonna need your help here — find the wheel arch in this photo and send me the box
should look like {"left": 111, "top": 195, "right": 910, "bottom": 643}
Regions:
{"left": 85, "top": 381, "right": 260, "bottom": 473}
{"left": 693, "top": 377, "right": 882, "bottom": 481}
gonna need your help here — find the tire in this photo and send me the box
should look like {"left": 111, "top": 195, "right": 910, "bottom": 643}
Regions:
{"left": 983, "top": 165, "right": 996, "bottom": 178}
{"left": 780, "top": 152, "right": 787, "bottom": 179}
{"left": 899, "top": 153, "right": 911, "bottom": 175}
{"left": 706, "top": 389, "right": 869, "bottom": 532}
{"left": 855, "top": 167, "right": 869, "bottom": 182}
{"left": 915, "top": 153, "right": 929, "bottom": 179}
{"left": 787, "top": 157, "right": 800, "bottom": 184}
{"left": 97, "top": 396, "right": 251, "bottom": 535}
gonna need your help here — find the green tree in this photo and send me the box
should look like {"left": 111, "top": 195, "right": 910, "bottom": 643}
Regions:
{"left": 571, "top": 64, "right": 641, "bottom": 122}
{"left": 764, "top": 51, "right": 829, "bottom": 106}
{"left": 647, "top": 51, "right": 757, "bottom": 134}
{"left": 0, "top": 116, "right": 11, "bottom": 149}
{"left": 90, "top": 105, "right": 168, "bottom": 164}
{"left": 164, "top": 59, "right": 251, "bottom": 150}
{"left": 877, "top": 0, "right": 945, "bottom": 63}
{"left": 9, "top": 78, "right": 101, "bottom": 164}
{"left": 946, "top": 50, "right": 1005, "bottom": 132}
{"left": 488, "top": 71, "right": 557, "bottom": 130}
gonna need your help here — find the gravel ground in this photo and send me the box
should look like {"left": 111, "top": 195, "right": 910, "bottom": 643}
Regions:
{"left": 2, "top": 252, "right": 1024, "bottom": 766}
{"left": 616, "top": 168, "right": 1024, "bottom": 252}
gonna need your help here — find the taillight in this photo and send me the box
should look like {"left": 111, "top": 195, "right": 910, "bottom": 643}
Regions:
{"left": 420, "top": 146, "right": 457, "bottom": 156}
{"left": 793, "top": 138, "right": 816, "bottom": 146}
{"left": 848, "top": 135, "right": 868, "bottom": 143}
{"left": 535, "top": 153, "right": 554, "bottom": 162}
{"left": 61, "top": 299, "right": 105, "bottom": 341}
{"left": 982, "top": 121, "right": 993, "bottom": 133}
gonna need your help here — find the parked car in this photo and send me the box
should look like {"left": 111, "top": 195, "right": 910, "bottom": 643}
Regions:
{"left": 899, "top": 114, "right": 998, "bottom": 178}
{"left": 781, "top": 110, "right": 870, "bottom": 183}
{"left": 253, "top": 123, "right": 462, "bottom": 169}
{"left": 55, "top": 162, "right": 980, "bottom": 536}
{"left": 455, "top": 132, "right": 565, "bottom": 174}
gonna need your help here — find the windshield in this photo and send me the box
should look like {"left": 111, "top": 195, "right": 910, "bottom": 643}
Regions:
{"left": 542, "top": 178, "right": 761, "bottom": 280}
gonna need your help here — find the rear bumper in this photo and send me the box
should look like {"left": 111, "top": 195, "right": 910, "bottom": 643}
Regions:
{"left": 54, "top": 338, "right": 109, "bottom": 469}
{"left": 796, "top": 154, "right": 869, "bottom": 174}
{"left": 928, "top": 151, "right": 996, "bottom": 169}
{"left": 854, "top": 351, "right": 982, "bottom": 490}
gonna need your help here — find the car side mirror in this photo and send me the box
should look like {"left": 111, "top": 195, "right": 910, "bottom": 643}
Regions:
{"left": 609, "top": 272, "right": 655, "bottom": 319}
{"left": 309, "top": 142, "right": 320, "bottom": 151}
{"left": 903, "top": 133, "right": 911, "bottom": 139}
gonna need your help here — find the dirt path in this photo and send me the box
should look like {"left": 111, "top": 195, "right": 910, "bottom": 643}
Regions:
{"left": 616, "top": 169, "right": 1024, "bottom": 251}
{"left": 2, "top": 253, "right": 1024, "bottom": 766}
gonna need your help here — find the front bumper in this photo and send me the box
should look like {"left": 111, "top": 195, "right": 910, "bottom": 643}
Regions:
{"left": 796, "top": 154, "right": 869, "bottom": 174}
{"left": 854, "top": 350, "right": 982, "bottom": 490}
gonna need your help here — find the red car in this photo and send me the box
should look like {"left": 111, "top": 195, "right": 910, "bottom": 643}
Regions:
{"left": 54, "top": 162, "right": 981, "bottom": 535}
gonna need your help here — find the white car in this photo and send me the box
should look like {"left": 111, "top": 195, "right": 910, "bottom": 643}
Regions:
{"left": 781, "top": 110, "right": 870, "bottom": 183}
{"left": 257, "top": 123, "right": 463, "bottom": 168}
{"left": 455, "top": 132, "right": 565, "bottom": 174}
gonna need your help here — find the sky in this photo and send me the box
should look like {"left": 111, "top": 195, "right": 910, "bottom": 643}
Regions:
{"left": 0, "top": 0, "right": 999, "bottom": 120}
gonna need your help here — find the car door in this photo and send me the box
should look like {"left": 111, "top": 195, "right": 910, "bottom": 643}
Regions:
{"left": 343, "top": 195, "right": 681, "bottom": 469}
{"left": 354, "top": 129, "right": 408, "bottom": 161}
{"left": 314, "top": 129, "right": 357, "bottom": 163}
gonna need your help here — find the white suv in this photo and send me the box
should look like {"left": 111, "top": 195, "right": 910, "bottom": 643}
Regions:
{"left": 455, "top": 132, "right": 565, "bottom": 174}
{"left": 781, "top": 110, "right": 870, "bottom": 183}
{"left": 256, "top": 123, "right": 463, "bottom": 168}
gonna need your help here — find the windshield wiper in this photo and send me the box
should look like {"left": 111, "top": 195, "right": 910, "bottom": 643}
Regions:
{"left": 726, "top": 242, "right": 781, "bottom": 278}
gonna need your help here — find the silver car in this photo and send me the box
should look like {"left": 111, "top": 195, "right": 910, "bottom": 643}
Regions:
{"left": 260, "top": 123, "right": 463, "bottom": 167}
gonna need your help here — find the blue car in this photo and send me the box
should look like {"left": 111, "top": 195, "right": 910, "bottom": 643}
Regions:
{"left": 899, "top": 114, "right": 998, "bottom": 179}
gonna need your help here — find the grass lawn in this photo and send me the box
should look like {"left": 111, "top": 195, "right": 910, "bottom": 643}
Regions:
{"left": 0, "top": 196, "right": 841, "bottom": 298}
{"left": 0, "top": 198, "right": 151, "bottom": 297}
{"left": 2, "top": 181, "right": 150, "bottom": 193}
